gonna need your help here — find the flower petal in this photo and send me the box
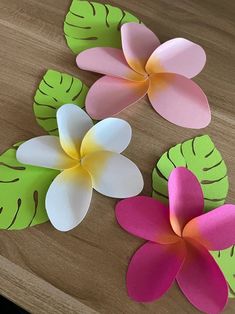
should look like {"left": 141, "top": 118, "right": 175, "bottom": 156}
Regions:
{"left": 183, "top": 204, "right": 235, "bottom": 250}
{"left": 148, "top": 73, "right": 211, "bottom": 128}
{"left": 82, "top": 151, "right": 143, "bottom": 198}
{"left": 57, "top": 104, "right": 93, "bottom": 159}
{"left": 146, "top": 38, "right": 206, "bottom": 78}
{"left": 81, "top": 118, "right": 131, "bottom": 157}
{"left": 168, "top": 168, "right": 204, "bottom": 236}
{"left": 76, "top": 47, "right": 144, "bottom": 81}
{"left": 116, "top": 196, "right": 178, "bottom": 244}
{"left": 86, "top": 76, "right": 149, "bottom": 120}
{"left": 127, "top": 241, "right": 185, "bottom": 302}
{"left": 176, "top": 240, "right": 228, "bottom": 314}
{"left": 16, "top": 136, "right": 77, "bottom": 170}
{"left": 121, "top": 23, "right": 160, "bottom": 75}
{"left": 46, "top": 166, "right": 92, "bottom": 231}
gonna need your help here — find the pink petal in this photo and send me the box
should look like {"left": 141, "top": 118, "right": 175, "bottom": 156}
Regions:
{"left": 183, "top": 204, "right": 235, "bottom": 250}
{"left": 127, "top": 241, "right": 185, "bottom": 302}
{"left": 148, "top": 73, "right": 211, "bottom": 128}
{"left": 168, "top": 168, "right": 204, "bottom": 236}
{"left": 116, "top": 196, "right": 178, "bottom": 244}
{"left": 76, "top": 47, "right": 144, "bottom": 81}
{"left": 86, "top": 76, "right": 149, "bottom": 120}
{"left": 146, "top": 38, "right": 206, "bottom": 78}
{"left": 121, "top": 23, "right": 160, "bottom": 75}
{"left": 176, "top": 240, "right": 228, "bottom": 314}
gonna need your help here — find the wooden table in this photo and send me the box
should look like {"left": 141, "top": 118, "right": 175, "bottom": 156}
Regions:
{"left": 0, "top": 0, "right": 234, "bottom": 313}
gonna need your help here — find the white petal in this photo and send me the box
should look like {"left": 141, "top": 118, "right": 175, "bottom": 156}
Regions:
{"left": 16, "top": 136, "right": 77, "bottom": 170}
{"left": 80, "top": 118, "right": 132, "bottom": 157}
{"left": 57, "top": 104, "right": 93, "bottom": 159}
{"left": 46, "top": 166, "right": 92, "bottom": 231}
{"left": 82, "top": 151, "right": 143, "bottom": 198}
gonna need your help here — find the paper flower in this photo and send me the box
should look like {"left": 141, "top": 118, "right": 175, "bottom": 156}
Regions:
{"left": 76, "top": 23, "right": 211, "bottom": 129}
{"left": 17, "top": 104, "right": 143, "bottom": 231}
{"left": 115, "top": 167, "right": 235, "bottom": 313}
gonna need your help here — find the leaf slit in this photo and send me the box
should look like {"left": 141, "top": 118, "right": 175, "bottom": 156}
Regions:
{"left": 231, "top": 245, "right": 234, "bottom": 257}
{"left": 204, "top": 197, "right": 226, "bottom": 202}
{"left": 48, "top": 127, "right": 59, "bottom": 133}
{"left": 88, "top": 1, "right": 96, "bottom": 16}
{"left": 203, "top": 160, "right": 223, "bottom": 171}
{"left": 180, "top": 144, "right": 188, "bottom": 168}
{"left": 7, "top": 198, "right": 22, "bottom": 229}
{"left": 104, "top": 4, "right": 110, "bottom": 27}
{"left": 229, "top": 286, "right": 235, "bottom": 297}
{"left": 36, "top": 116, "right": 57, "bottom": 121}
{"left": 34, "top": 101, "right": 56, "bottom": 110}
{"left": 0, "top": 178, "right": 19, "bottom": 183}
{"left": 64, "top": 21, "right": 91, "bottom": 29}
{"left": 38, "top": 87, "right": 48, "bottom": 96}
{"left": 167, "top": 151, "right": 176, "bottom": 168}
{"left": 152, "top": 188, "right": 169, "bottom": 199}
{"left": 117, "top": 9, "right": 126, "bottom": 31}
{"left": 0, "top": 162, "right": 25, "bottom": 170}
{"left": 201, "top": 174, "right": 227, "bottom": 184}
{"left": 72, "top": 82, "right": 84, "bottom": 101}
{"left": 43, "top": 78, "right": 53, "bottom": 88}
{"left": 205, "top": 147, "right": 215, "bottom": 158}
{"left": 192, "top": 137, "right": 196, "bottom": 155}
{"left": 66, "top": 77, "right": 74, "bottom": 93}
{"left": 28, "top": 191, "right": 39, "bottom": 227}
{"left": 155, "top": 165, "right": 168, "bottom": 181}
{"left": 69, "top": 10, "right": 84, "bottom": 19}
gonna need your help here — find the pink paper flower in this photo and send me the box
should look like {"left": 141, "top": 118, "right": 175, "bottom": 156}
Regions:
{"left": 115, "top": 167, "right": 235, "bottom": 313}
{"left": 76, "top": 23, "right": 211, "bottom": 129}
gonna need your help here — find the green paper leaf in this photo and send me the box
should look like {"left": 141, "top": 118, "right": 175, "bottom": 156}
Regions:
{"left": 64, "top": 0, "right": 141, "bottom": 54}
{"left": 152, "top": 135, "right": 229, "bottom": 212}
{"left": 211, "top": 247, "right": 235, "bottom": 298}
{"left": 33, "top": 69, "right": 89, "bottom": 135}
{"left": 0, "top": 143, "right": 59, "bottom": 230}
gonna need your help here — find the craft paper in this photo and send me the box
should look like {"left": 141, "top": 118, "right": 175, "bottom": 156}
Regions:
{"left": 152, "top": 134, "right": 229, "bottom": 212}
{"left": 116, "top": 167, "right": 235, "bottom": 313}
{"left": 17, "top": 104, "right": 143, "bottom": 232}
{"left": 77, "top": 22, "right": 211, "bottom": 128}
{"left": 211, "top": 247, "right": 235, "bottom": 298}
{"left": 0, "top": 143, "right": 58, "bottom": 230}
{"left": 33, "top": 70, "right": 88, "bottom": 135}
{"left": 64, "top": 0, "right": 141, "bottom": 54}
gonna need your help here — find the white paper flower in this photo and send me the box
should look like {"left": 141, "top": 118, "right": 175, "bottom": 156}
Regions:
{"left": 16, "top": 104, "right": 143, "bottom": 231}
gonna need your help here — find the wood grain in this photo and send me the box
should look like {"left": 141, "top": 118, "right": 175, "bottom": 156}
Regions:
{"left": 0, "top": 0, "right": 235, "bottom": 313}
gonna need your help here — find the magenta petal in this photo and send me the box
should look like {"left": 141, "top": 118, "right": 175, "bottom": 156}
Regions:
{"left": 168, "top": 168, "right": 204, "bottom": 236}
{"left": 176, "top": 240, "right": 228, "bottom": 314}
{"left": 116, "top": 196, "right": 178, "bottom": 244}
{"left": 85, "top": 76, "right": 149, "bottom": 119}
{"left": 148, "top": 73, "right": 211, "bottom": 129}
{"left": 184, "top": 204, "right": 235, "bottom": 250}
{"left": 127, "top": 241, "right": 185, "bottom": 302}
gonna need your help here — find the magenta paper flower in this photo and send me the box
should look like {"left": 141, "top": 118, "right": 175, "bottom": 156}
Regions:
{"left": 76, "top": 23, "right": 211, "bottom": 129}
{"left": 115, "top": 167, "right": 235, "bottom": 313}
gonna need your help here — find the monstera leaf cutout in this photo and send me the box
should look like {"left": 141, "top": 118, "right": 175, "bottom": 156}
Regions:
{"left": 211, "top": 247, "right": 235, "bottom": 298}
{"left": 0, "top": 143, "right": 59, "bottom": 230}
{"left": 64, "top": 0, "right": 141, "bottom": 53}
{"left": 33, "top": 70, "right": 89, "bottom": 135}
{"left": 152, "top": 135, "right": 229, "bottom": 212}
